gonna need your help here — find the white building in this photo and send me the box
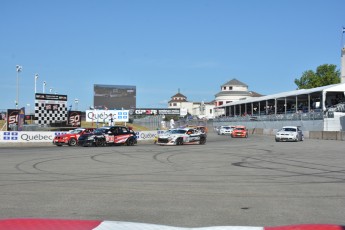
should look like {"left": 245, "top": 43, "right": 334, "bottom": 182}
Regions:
{"left": 168, "top": 91, "right": 214, "bottom": 119}
{"left": 168, "top": 79, "right": 263, "bottom": 119}
{"left": 214, "top": 79, "right": 263, "bottom": 107}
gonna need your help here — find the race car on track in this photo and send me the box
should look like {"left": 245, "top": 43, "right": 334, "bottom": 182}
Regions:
{"left": 53, "top": 128, "right": 95, "bottom": 146}
{"left": 77, "top": 126, "right": 137, "bottom": 147}
{"left": 231, "top": 125, "right": 248, "bottom": 138}
{"left": 275, "top": 126, "right": 304, "bottom": 142}
{"left": 217, "top": 125, "right": 234, "bottom": 135}
{"left": 156, "top": 128, "right": 206, "bottom": 145}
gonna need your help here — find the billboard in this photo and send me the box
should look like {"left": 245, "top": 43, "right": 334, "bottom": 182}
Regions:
{"left": 68, "top": 111, "right": 82, "bottom": 127}
{"left": 86, "top": 110, "right": 129, "bottom": 123}
{"left": 35, "top": 93, "right": 68, "bottom": 125}
{"left": 94, "top": 84, "right": 136, "bottom": 110}
{"left": 6, "top": 109, "right": 20, "bottom": 131}
{"left": 133, "top": 108, "right": 180, "bottom": 115}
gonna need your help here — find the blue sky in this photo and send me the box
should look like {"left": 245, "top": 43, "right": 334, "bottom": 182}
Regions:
{"left": 1, "top": 0, "right": 344, "bottom": 111}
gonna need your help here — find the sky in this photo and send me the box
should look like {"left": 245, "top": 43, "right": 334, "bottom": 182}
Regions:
{"left": 1, "top": 0, "right": 344, "bottom": 112}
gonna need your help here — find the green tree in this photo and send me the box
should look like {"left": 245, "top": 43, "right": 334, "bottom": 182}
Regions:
{"left": 294, "top": 64, "right": 340, "bottom": 89}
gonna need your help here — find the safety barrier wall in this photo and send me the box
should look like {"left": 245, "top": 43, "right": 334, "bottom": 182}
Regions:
{"left": 1, "top": 129, "right": 345, "bottom": 144}
{"left": 248, "top": 128, "right": 345, "bottom": 141}
{"left": 0, "top": 131, "right": 159, "bottom": 143}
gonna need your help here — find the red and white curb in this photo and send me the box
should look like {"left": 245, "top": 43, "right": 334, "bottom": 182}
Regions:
{"left": 0, "top": 219, "right": 343, "bottom": 230}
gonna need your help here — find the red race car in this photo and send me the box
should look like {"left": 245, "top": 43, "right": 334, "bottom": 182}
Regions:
{"left": 53, "top": 128, "right": 95, "bottom": 146}
{"left": 231, "top": 125, "right": 248, "bottom": 138}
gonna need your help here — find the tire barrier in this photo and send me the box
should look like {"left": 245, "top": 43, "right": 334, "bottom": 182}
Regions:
{"left": 0, "top": 219, "right": 344, "bottom": 230}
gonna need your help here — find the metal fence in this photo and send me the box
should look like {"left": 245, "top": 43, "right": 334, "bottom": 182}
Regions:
{"left": 132, "top": 116, "right": 209, "bottom": 130}
{"left": 214, "top": 111, "right": 324, "bottom": 122}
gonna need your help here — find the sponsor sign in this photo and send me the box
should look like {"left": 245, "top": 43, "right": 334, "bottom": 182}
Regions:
{"left": 86, "top": 110, "right": 129, "bottom": 122}
{"left": 0, "top": 131, "right": 64, "bottom": 142}
{"left": 134, "top": 130, "right": 158, "bottom": 140}
{"left": 68, "top": 111, "right": 81, "bottom": 127}
{"left": 35, "top": 93, "right": 68, "bottom": 101}
{"left": 7, "top": 109, "right": 20, "bottom": 130}
{"left": 0, "top": 130, "right": 159, "bottom": 143}
{"left": 133, "top": 108, "right": 180, "bottom": 115}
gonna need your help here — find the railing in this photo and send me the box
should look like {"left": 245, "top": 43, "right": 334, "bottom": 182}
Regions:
{"left": 214, "top": 111, "right": 324, "bottom": 122}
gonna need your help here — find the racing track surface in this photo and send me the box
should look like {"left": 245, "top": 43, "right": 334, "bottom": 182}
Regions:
{"left": 0, "top": 133, "right": 344, "bottom": 228}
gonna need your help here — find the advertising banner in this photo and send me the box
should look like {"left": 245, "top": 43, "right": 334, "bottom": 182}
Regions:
{"left": 0, "top": 131, "right": 67, "bottom": 143}
{"left": 86, "top": 110, "right": 129, "bottom": 122}
{"left": 0, "top": 130, "right": 159, "bottom": 143}
{"left": 6, "top": 109, "right": 20, "bottom": 131}
{"left": 133, "top": 108, "right": 180, "bottom": 115}
{"left": 68, "top": 111, "right": 82, "bottom": 127}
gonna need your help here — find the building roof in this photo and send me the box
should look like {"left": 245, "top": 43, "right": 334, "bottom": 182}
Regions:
{"left": 168, "top": 98, "right": 188, "bottom": 103}
{"left": 222, "top": 78, "right": 248, "bottom": 87}
{"left": 171, "top": 92, "right": 187, "bottom": 99}
{"left": 215, "top": 91, "right": 253, "bottom": 97}
{"left": 217, "top": 83, "right": 345, "bottom": 109}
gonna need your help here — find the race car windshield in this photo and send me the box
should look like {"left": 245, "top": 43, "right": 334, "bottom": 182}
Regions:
{"left": 69, "top": 129, "right": 84, "bottom": 134}
{"left": 282, "top": 128, "right": 296, "bottom": 132}
{"left": 170, "top": 130, "right": 187, "bottom": 134}
{"left": 94, "top": 128, "right": 108, "bottom": 134}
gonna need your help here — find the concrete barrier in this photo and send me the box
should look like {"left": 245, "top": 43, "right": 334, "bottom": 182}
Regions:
{"left": 322, "top": 131, "right": 338, "bottom": 140}
{"left": 309, "top": 131, "right": 323, "bottom": 140}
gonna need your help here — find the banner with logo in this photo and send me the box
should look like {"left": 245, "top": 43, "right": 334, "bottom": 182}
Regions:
{"left": 0, "top": 130, "right": 160, "bottom": 143}
{"left": 85, "top": 110, "right": 129, "bottom": 122}
{"left": 6, "top": 109, "right": 20, "bottom": 131}
{"left": 68, "top": 111, "right": 81, "bottom": 127}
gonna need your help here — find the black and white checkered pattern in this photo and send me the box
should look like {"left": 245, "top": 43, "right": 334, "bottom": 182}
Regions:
{"left": 34, "top": 103, "right": 68, "bottom": 125}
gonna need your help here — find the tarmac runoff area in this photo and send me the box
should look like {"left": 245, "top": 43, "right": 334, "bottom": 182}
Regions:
{"left": 0, "top": 133, "right": 344, "bottom": 229}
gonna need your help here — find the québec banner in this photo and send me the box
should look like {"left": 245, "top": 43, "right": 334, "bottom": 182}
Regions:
{"left": 0, "top": 130, "right": 159, "bottom": 143}
{"left": 85, "top": 110, "right": 129, "bottom": 122}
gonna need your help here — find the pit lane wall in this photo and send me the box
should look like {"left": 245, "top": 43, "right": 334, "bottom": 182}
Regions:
{"left": 0, "top": 131, "right": 160, "bottom": 144}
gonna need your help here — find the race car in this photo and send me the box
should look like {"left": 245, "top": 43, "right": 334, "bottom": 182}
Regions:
{"left": 78, "top": 126, "right": 137, "bottom": 147}
{"left": 156, "top": 128, "right": 206, "bottom": 146}
{"left": 275, "top": 126, "right": 304, "bottom": 142}
{"left": 231, "top": 125, "right": 248, "bottom": 138}
{"left": 53, "top": 128, "right": 95, "bottom": 146}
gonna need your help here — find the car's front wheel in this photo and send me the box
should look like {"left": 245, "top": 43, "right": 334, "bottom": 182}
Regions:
{"left": 68, "top": 138, "right": 77, "bottom": 146}
{"left": 199, "top": 136, "right": 206, "bottom": 145}
{"left": 176, "top": 138, "right": 183, "bottom": 145}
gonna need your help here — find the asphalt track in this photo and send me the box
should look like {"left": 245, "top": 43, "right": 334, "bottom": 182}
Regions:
{"left": 0, "top": 133, "right": 344, "bottom": 228}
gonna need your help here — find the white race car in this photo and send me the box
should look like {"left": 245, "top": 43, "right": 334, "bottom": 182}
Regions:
{"left": 275, "top": 126, "right": 304, "bottom": 142}
{"left": 157, "top": 128, "right": 207, "bottom": 145}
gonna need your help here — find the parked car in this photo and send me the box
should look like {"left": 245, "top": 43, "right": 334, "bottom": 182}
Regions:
{"left": 53, "top": 128, "right": 95, "bottom": 146}
{"left": 218, "top": 126, "right": 234, "bottom": 135}
{"left": 157, "top": 128, "right": 206, "bottom": 146}
{"left": 231, "top": 126, "right": 248, "bottom": 138}
{"left": 78, "top": 126, "right": 137, "bottom": 147}
{"left": 275, "top": 126, "right": 304, "bottom": 142}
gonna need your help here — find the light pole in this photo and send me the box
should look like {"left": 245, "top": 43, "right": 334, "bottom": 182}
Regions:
{"left": 27, "top": 103, "right": 31, "bottom": 124}
{"left": 43, "top": 81, "right": 46, "bottom": 93}
{"left": 74, "top": 98, "right": 79, "bottom": 111}
{"left": 16, "top": 65, "right": 22, "bottom": 109}
{"left": 34, "top": 74, "right": 39, "bottom": 94}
